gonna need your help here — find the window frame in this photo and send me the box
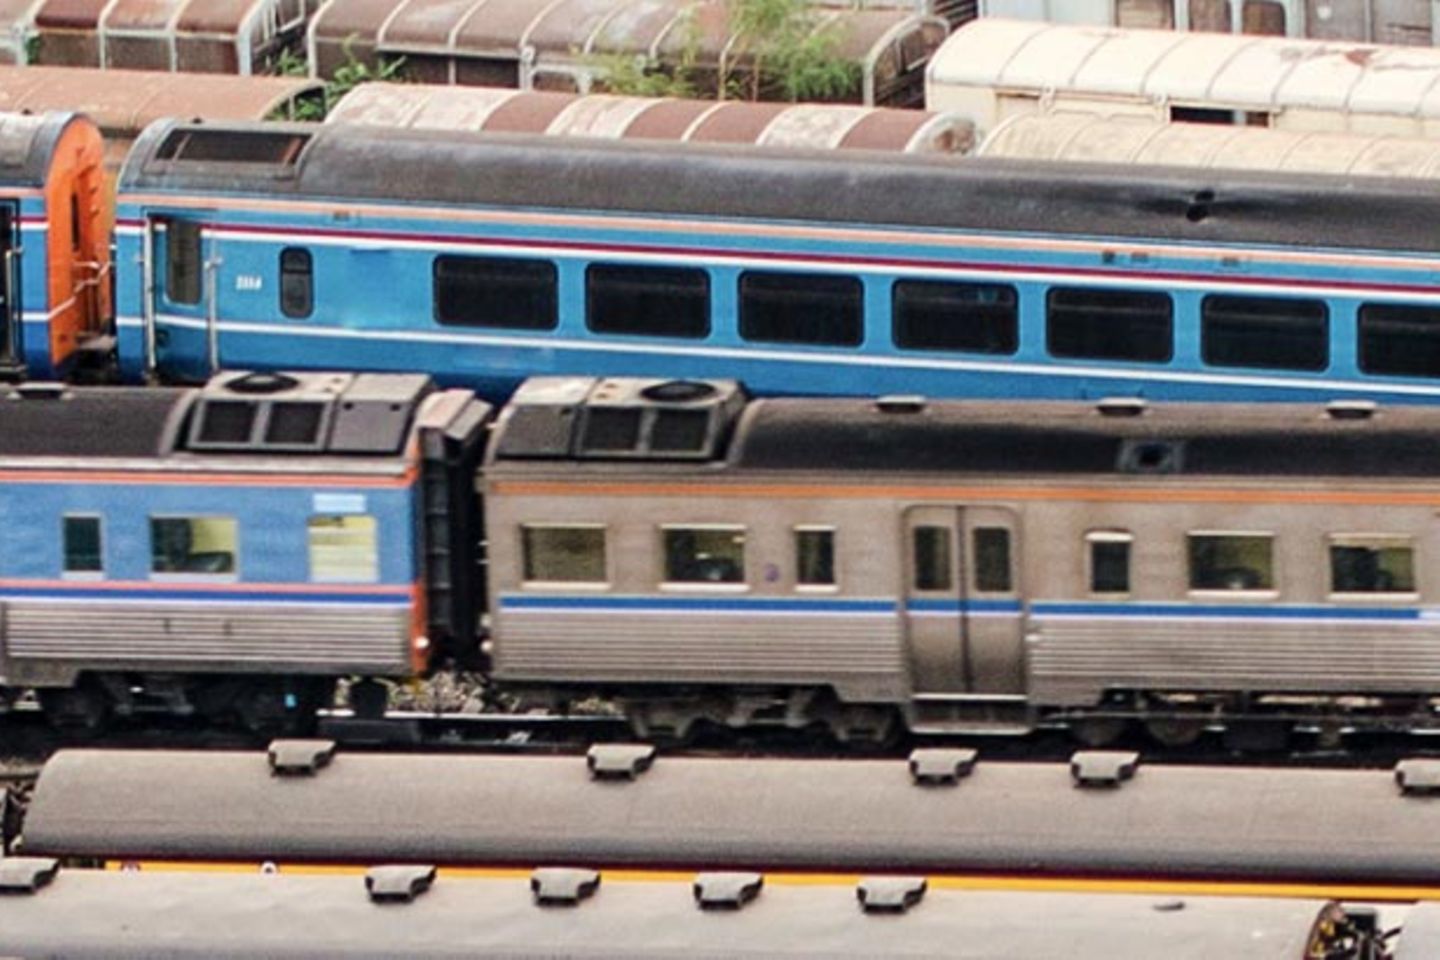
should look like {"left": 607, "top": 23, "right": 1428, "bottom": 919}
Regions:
{"left": 738, "top": 270, "right": 864, "bottom": 348}
{"left": 61, "top": 513, "right": 104, "bottom": 580}
{"left": 519, "top": 522, "right": 610, "bottom": 590}
{"left": 1200, "top": 293, "right": 1329, "bottom": 372}
{"left": 279, "top": 246, "right": 314, "bottom": 319}
{"left": 584, "top": 262, "right": 711, "bottom": 339}
{"left": 1358, "top": 302, "right": 1440, "bottom": 380}
{"left": 164, "top": 219, "right": 203, "bottom": 307}
{"left": 1186, "top": 530, "right": 1277, "bottom": 597}
{"left": 891, "top": 278, "right": 1019, "bottom": 356}
{"left": 432, "top": 254, "right": 559, "bottom": 331}
{"left": 911, "top": 524, "right": 953, "bottom": 593}
{"left": 148, "top": 514, "right": 240, "bottom": 582}
{"left": 1085, "top": 529, "right": 1133, "bottom": 598}
{"left": 1327, "top": 533, "right": 1418, "bottom": 600}
{"left": 793, "top": 525, "right": 838, "bottom": 592}
{"left": 970, "top": 525, "right": 1014, "bottom": 595}
{"left": 659, "top": 523, "right": 749, "bottom": 592}
{"left": 307, "top": 514, "right": 379, "bottom": 585}
{"left": 1045, "top": 286, "right": 1174, "bottom": 364}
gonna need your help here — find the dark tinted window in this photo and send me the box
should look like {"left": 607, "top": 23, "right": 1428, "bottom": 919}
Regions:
{"left": 912, "top": 525, "right": 951, "bottom": 591}
{"left": 155, "top": 130, "right": 309, "bottom": 165}
{"left": 1359, "top": 303, "right": 1440, "bottom": 379}
{"left": 740, "top": 272, "right": 862, "bottom": 346}
{"left": 893, "top": 280, "right": 1017, "bottom": 354}
{"left": 434, "top": 256, "right": 557, "bottom": 330}
{"left": 165, "top": 219, "right": 202, "bottom": 306}
{"left": 1202, "top": 295, "right": 1327, "bottom": 371}
{"left": 972, "top": 527, "right": 1012, "bottom": 592}
{"left": 279, "top": 247, "right": 313, "bottom": 319}
{"left": 197, "top": 401, "right": 256, "bottom": 443}
{"left": 264, "top": 402, "right": 323, "bottom": 445}
{"left": 1047, "top": 287, "right": 1172, "bottom": 363}
{"left": 63, "top": 516, "right": 102, "bottom": 574}
{"left": 1088, "top": 535, "right": 1131, "bottom": 594}
{"left": 586, "top": 264, "right": 709, "bottom": 338}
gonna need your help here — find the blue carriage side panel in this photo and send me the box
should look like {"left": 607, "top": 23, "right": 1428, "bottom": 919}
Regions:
{"left": 115, "top": 120, "right": 1440, "bottom": 403}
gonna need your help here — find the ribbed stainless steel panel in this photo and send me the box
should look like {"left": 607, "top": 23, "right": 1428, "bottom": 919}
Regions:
{"left": 495, "top": 611, "right": 908, "bottom": 700}
{"left": 5, "top": 601, "right": 411, "bottom": 674}
{"left": 1028, "top": 616, "right": 1440, "bottom": 705}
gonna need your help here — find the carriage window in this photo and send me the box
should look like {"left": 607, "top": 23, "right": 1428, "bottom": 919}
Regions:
{"left": 1202, "top": 295, "right": 1328, "bottom": 371}
{"left": 740, "top": 272, "right": 863, "bottom": 347}
{"left": 279, "top": 247, "right": 313, "bottom": 319}
{"left": 587, "top": 263, "right": 710, "bottom": 338}
{"left": 795, "top": 527, "right": 836, "bottom": 588}
{"left": 1372, "top": 0, "right": 1433, "bottom": 45}
{"left": 1188, "top": 533, "right": 1274, "bottom": 592}
{"left": 663, "top": 526, "right": 745, "bottom": 584}
{"left": 1330, "top": 536, "right": 1416, "bottom": 595}
{"left": 1189, "top": 0, "right": 1232, "bottom": 31}
{"left": 522, "top": 525, "right": 607, "bottom": 583}
{"left": 63, "top": 515, "right": 102, "bottom": 575}
{"left": 1116, "top": 0, "right": 1174, "bottom": 29}
{"left": 151, "top": 516, "right": 237, "bottom": 576}
{"left": 434, "top": 255, "right": 557, "bottom": 330}
{"left": 973, "top": 527, "right": 1012, "bottom": 593}
{"left": 1087, "top": 531, "right": 1131, "bottom": 595}
{"left": 1243, "top": 0, "right": 1286, "bottom": 34}
{"left": 309, "top": 515, "right": 378, "bottom": 583}
{"left": 893, "top": 280, "right": 1017, "bottom": 354}
{"left": 1047, "top": 288, "right": 1173, "bottom": 363}
{"left": 912, "top": 525, "right": 952, "bottom": 591}
{"left": 165, "top": 219, "right": 202, "bottom": 306}
{"left": 1359, "top": 303, "right": 1440, "bottom": 379}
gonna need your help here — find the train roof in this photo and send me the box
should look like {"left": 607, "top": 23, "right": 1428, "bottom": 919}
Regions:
{"left": 22, "top": 746, "right": 1440, "bottom": 886}
{"left": 0, "top": 372, "right": 454, "bottom": 461}
{"left": 121, "top": 119, "right": 1440, "bottom": 255}
{"left": 0, "top": 864, "right": 1366, "bottom": 959}
{"left": 728, "top": 397, "right": 1440, "bottom": 478}
{"left": 0, "top": 110, "right": 91, "bottom": 187}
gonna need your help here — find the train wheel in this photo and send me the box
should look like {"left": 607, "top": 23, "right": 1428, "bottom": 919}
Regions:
{"left": 38, "top": 682, "right": 109, "bottom": 734}
{"left": 348, "top": 679, "right": 388, "bottom": 721}
{"left": 1145, "top": 715, "right": 1208, "bottom": 748}
{"left": 1069, "top": 716, "right": 1131, "bottom": 748}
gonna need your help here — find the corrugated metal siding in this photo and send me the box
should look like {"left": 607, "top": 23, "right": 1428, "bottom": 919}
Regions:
{"left": 1028, "top": 615, "right": 1440, "bottom": 705}
{"left": 5, "top": 601, "right": 411, "bottom": 675}
{"left": 494, "top": 607, "right": 909, "bottom": 699}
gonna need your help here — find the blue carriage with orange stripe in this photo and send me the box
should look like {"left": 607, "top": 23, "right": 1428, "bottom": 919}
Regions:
{"left": 0, "top": 371, "right": 489, "bottom": 728}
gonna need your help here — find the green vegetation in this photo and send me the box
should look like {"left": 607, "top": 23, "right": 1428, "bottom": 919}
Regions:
{"left": 271, "top": 40, "right": 406, "bottom": 122}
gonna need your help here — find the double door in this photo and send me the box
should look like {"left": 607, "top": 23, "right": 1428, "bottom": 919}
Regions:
{"left": 903, "top": 505, "right": 1025, "bottom": 695}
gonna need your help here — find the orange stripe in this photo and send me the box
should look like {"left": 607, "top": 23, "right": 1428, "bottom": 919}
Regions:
{"left": 491, "top": 479, "right": 1440, "bottom": 508}
{"left": 101, "top": 861, "right": 1440, "bottom": 901}
{"left": 0, "top": 467, "right": 417, "bottom": 488}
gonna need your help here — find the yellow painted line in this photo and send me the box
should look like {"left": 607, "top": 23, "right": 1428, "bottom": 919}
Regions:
{"left": 102, "top": 861, "right": 1440, "bottom": 902}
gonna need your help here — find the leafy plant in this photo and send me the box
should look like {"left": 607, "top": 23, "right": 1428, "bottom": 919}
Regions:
{"left": 269, "top": 36, "right": 406, "bottom": 121}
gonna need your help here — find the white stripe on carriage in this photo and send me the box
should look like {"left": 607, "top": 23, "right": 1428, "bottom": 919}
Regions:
{"left": 117, "top": 312, "right": 1440, "bottom": 399}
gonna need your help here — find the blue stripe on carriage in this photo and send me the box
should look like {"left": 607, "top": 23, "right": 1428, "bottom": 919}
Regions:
{"left": 1032, "top": 602, "right": 1423, "bottom": 621}
{"left": 905, "top": 598, "right": 1023, "bottom": 614}
{"left": 0, "top": 586, "right": 409, "bottom": 606}
{"left": 500, "top": 595, "right": 897, "bottom": 614}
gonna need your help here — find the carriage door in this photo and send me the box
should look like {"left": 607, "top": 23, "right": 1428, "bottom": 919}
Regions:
{"left": 904, "top": 505, "right": 1024, "bottom": 695}
{"left": 0, "top": 203, "right": 17, "bottom": 366}
{"left": 145, "top": 214, "right": 219, "bottom": 375}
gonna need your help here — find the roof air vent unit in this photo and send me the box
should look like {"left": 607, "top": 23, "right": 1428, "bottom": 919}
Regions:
{"left": 1096, "top": 397, "right": 1147, "bottom": 417}
{"left": 1118, "top": 439, "right": 1182, "bottom": 474}
{"left": 1326, "top": 400, "right": 1378, "bottom": 421}
{"left": 693, "top": 872, "right": 764, "bottom": 910}
{"left": 364, "top": 865, "right": 436, "bottom": 903}
{"left": 876, "top": 395, "right": 927, "bottom": 414}
{"left": 531, "top": 868, "right": 601, "bottom": 906}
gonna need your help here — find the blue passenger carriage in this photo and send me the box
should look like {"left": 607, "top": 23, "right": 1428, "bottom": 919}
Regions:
{"left": 0, "top": 371, "right": 489, "bottom": 727}
{"left": 115, "top": 120, "right": 1440, "bottom": 403}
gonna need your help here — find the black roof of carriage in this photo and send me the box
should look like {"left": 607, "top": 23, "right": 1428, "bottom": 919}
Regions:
{"left": 0, "top": 385, "right": 192, "bottom": 457}
{"left": 729, "top": 398, "right": 1440, "bottom": 478}
{"left": 0, "top": 112, "right": 87, "bottom": 188}
{"left": 122, "top": 119, "right": 1440, "bottom": 255}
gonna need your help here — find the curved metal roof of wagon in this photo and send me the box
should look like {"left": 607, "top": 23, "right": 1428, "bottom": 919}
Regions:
{"left": 118, "top": 119, "right": 1440, "bottom": 255}
{"left": 928, "top": 19, "right": 1440, "bottom": 122}
{"left": 0, "top": 385, "right": 190, "bottom": 457}
{"left": 32, "top": 0, "right": 299, "bottom": 71}
{"left": 22, "top": 748, "right": 1440, "bottom": 885}
{"left": 327, "top": 84, "right": 973, "bottom": 153}
{"left": 0, "top": 0, "right": 48, "bottom": 63}
{"left": 979, "top": 113, "right": 1440, "bottom": 177}
{"left": 0, "top": 110, "right": 93, "bottom": 185}
{"left": 0, "top": 65, "right": 321, "bottom": 167}
{"left": 308, "top": 0, "right": 943, "bottom": 71}
{"left": 722, "top": 398, "right": 1440, "bottom": 478}
{"left": 0, "top": 868, "right": 1350, "bottom": 960}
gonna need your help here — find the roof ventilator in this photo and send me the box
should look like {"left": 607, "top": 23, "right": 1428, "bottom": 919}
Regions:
{"left": 1096, "top": 397, "right": 1147, "bottom": 418}
{"left": 0, "top": 857, "right": 59, "bottom": 894}
{"left": 365, "top": 865, "right": 436, "bottom": 903}
{"left": 587, "top": 743, "right": 656, "bottom": 781}
{"left": 908, "top": 748, "right": 977, "bottom": 786}
{"left": 1326, "top": 400, "right": 1378, "bottom": 421}
{"left": 857, "top": 876, "right": 928, "bottom": 914}
{"left": 267, "top": 739, "right": 336, "bottom": 777}
{"left": 693, "top": 872, "right": 764, "bottom": 910}
{"left": 14, "top": 382, "right": 66, "bottom": 401}
{"left": 531, "top": 867, "right": 601, "bottom": 906}
{"left": 1395, "top": 759, "right": 1440, "bottom": 796}
{"left": 1070, "top": 750, "right": 1139, "bottom": 788}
